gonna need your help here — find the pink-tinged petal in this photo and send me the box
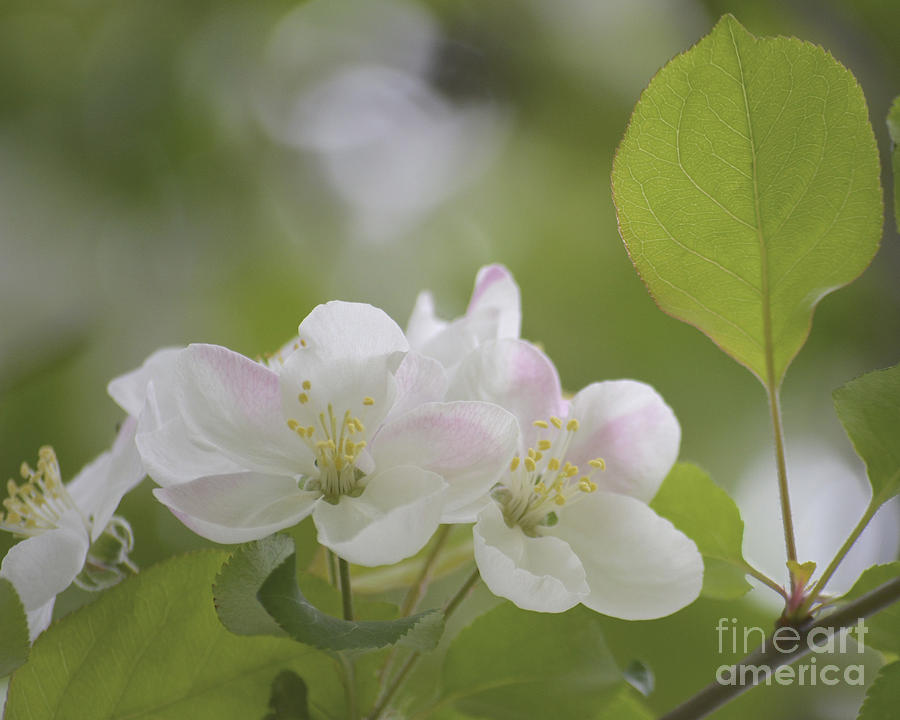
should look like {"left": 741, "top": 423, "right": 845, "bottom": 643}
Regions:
{"left": 176, "top": 344, "right": 307, "bottom": 476}
{"left": 417, "top": 313, "right": 501, "bottom": 369}
{"left": 473, "top": 502, "right": 587, "bottom": 612}
{"left": 313, "top": 466, "right": 446, "bottom": 566}
{"left": 153, "top": 473, "right": 319, "bottom": 544}
{"left": 566, "top": 381, "right": 680, "bottom": 503}
{"left": 0, "top": 526, "right": 89, "bottom": 611}
{"left": 406, "top": 291, "right": 448, "bottom": 350}
{"left": 107, "top": 347, "right": 182, "bottom": 418}
{"left": 67, "top": 417, "right": 145, "bottom": 540}
{"left": 370, "top": 401, "right": 518, "bottom": 522}
{"left": 298, "top": 301, "right": 409, "bottom": 359}
{"left": 550, "top": 491, "right": 703, "bottom": 620}
{"left": 384, "top": 352, "right": 448, "bottom": 424}
{"left": 466, "top": 264, "right": 521, "bottom": 340}
{"left": 25, "top": 600, "right": 55, "bottom": 642}
{"left": 449, "top": 339, "right": 565, "bottom": 446}
{"left": 280, "top": 347, "right": 402, "bottom": 437}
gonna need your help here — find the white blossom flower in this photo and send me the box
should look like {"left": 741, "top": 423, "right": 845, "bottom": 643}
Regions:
{"left": 0, "top": 419, "right": 143, "bottom": 640}
{"left": 406, "top": 264, "right": 521, "bottom": 371}
{"left": 449, "top": 339, "right": 703, "bottom": 619}
{"left": 141, "top": 301, "right": 519, "bottom": 566}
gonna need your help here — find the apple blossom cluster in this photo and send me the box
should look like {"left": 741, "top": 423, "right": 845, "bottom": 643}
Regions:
{"left": 1, "top": 265, "right": 702, "bottom": 641}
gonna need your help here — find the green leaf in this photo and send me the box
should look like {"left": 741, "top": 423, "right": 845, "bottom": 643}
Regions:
{"left": 4, "top": 551, "right": 346, "bottom": 720}
{"left": 888, "top": 96, "right": 900, "bottom": 233}
{"left": 263, "top": 671, "right": 311, "bottom": 720}
{"left": 857, "top": 661, "right": 900, "bottom": 720}
{"left": 650, "top": 462, "right": 753, "bottom": 599}
{"left": 439, "top": 603, "right": 624, "bottom": 719}
{"left": 833, "top": 363, "right": 900, "bottom": 507}
{"left": 843, "top": 563, "right": 900, "bottom": 655}
{"left": 611, "top": 14, "right": 882, "bottom": 387}
{"left": 254, "top": 539, "right": 444, "bottom": 653}
{"left": 0, "top": 579, "right": 29, "bottom": 678}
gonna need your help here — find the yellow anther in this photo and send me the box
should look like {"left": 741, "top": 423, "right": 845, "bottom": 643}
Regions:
{"left": 535, "top": 482, "right": 547, "bottom": 495}
{"left": 300, "top": 339, "right": 307, "bottom": 347}
{"left": 533, "top": 420, "right": 549, "bottom": 429}
{"left": 298, "top": 393, "right": 309, "bottom": 404}
{"left": 534, "top": 451, "right": 543, "bottom": 461}
{"left": 547, "top": 458, "right": 560, "bottom": 472}
{"left": 589, "top": 458, "right": 606, "bottom": 470}
{"left": 566, "top": 466, "right": 579, "bottom": 478}
{"left": 524, "top": 457, "right": 536, "bottom": 472}
{"left": 554, "top": 495, "right": 566, "bottom": 506}
{"left": 293, "top": 343, "right": 300, "bottom": 350}
{"left": 566, "top": 419, "right": 579, "bottom": 431}
{"left": 537, "top": 440, "right": 552, "bottom": 451}
{"left": 550, "top": 416, "right": 563, "bottom": 429}
{"left": 510, "top": 457, "right": 520, "bottom": 471}
{"left": 363, "top": 397, "right": 375, "bottom": 406}
{"left": 302, "top": 380, "right": 311, "bottom": 390}
{"left": 287, "top": 419, "right": 300, "bottom": 431}
{"left": 579, "top": 478, "right": 592, "bottom": 492}
{"left": 306, "top": 426, "right": 315, "bottom": 436}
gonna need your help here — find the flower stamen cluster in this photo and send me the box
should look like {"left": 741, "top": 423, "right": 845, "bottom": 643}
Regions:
{"left": 1, "top": 448, "right": 84, "bottom": 537}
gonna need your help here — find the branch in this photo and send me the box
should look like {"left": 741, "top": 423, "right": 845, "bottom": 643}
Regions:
{"left": 660, "top": 576, "right": 900, "bottom": 720}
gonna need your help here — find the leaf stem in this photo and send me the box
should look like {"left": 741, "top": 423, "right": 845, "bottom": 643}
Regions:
{"left": 337, "top": 557, "right": 359, "bottom": 720}
{"left": 742, "top": 562, "right": 787, "bottom": 599}
{"left": 401, "top": 525, "right": 452, "bottom": 617}
{"left": 798, "top": 497, "right": 881, "bottom": 616}
{"left": 767, "top": 385, "right": 798, "bottom": 571}
{"left": 327, "top": 549, "right": 339, "bottom": 588}
{"left": 659, "top": 575, "right": 900, "bottom": 720}
{"left": 367, "top": 567, "right": 481, "bottom": 720}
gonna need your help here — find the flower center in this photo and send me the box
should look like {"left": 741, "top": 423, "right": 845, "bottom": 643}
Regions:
{"left": 0, "top": 447, "right": 84, "bottom": 537}
{"left": 497, "top": 416, "right": 605, "bottom": 535}
{"left": 285, "top": 380, "right": 373, "bottom": 499}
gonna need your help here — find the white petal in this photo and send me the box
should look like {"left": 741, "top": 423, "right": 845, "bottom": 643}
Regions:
{"left": 136, "top": 413, "right": 247, "bottom": 488}
{"left": 297, "top": 301, "right": 409, "bottom": 359}
{"left": 466, "top": 264, "right": 521, "bottom": 340}
{"left": 313, "top": 466, "right": 446, "bottom": 566}
{"left": 384, "top": 351, "right": 448, "bottom": 424}
{"left": 153, "top": 473, "right": 319, "bottom": 544}
{"left": 449, "top": 339, "right": 565, "bottom": 446}
{"left": 371, "top": 401, "right": 518, "bottom": 522}
{"left": 550, "top": 491, "right": 703, "bottom": 620}
{"left": 406, "top": 291, "right": 448, "bottom": 350}
{"left": 0, "top": 526, "right": 89, "bottom": 611}
{"left": 67, "top": 417, "right": 145, "bottom": 540}
{"left": 566, "top": 381, "right": 680, "bottom": 503}
{"left": 25, "top": 600, "right": 55, "bottom": 642}
{"left": 107, "top": 346, "right": 182, "bottom": 418}
{"left": 473, "top": 502, "right": 587, "bottom": 612}
{"left": 417, "top": 313, "right": 500, "bottom": 369}
{"left": 176, "top": 344, "right": 307, "bottom": 476}
{"left": 280, "top": 346, "right": 402, "bottom": 438}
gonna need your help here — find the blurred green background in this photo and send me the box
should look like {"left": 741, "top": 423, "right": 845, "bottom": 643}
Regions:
{"left": 1, "top": 0, "right": 898, "bottom": 718}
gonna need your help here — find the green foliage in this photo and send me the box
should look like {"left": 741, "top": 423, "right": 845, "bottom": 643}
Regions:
{"left": 856, "top": 661, "right": 900, "bottom": 720}
{"left": 843, "top": 563, "right": 900, "bottom": 655}
{"left": 888, "top": 96, "right": 900, "bottom": 233}
{"left": 650, "top": 462, "right": 752, "bottom": 599}
{"left": 263, "top": 671, "right": 311, "bottom": 720}
{"left": 437, "top": 602, "right": 624, "bottom": 719}
{"left": 834, "top": 363, "right": 900, "bottom": 507}
{"left": 4, "top": 551, "right": 347, "bottom": 720}
{"left": 0, "top": 579, "right": 29, "bottom": 678}
{"left": 258, "top": 550, "right": 444, "bottom": 653}
{"left": 611, "top": 14, "right": 882, "bottom": 388}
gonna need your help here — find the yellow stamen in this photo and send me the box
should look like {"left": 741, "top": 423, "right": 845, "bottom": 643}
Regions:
{"left": 533, "top": 420, "right": 549, "bottom": 429}
{"left": 363, "top": 397, "right": 375, "bottom": 406}
{"left": 302, "top": 380, "right": 311, "bottom": 390}
{"left": 298, "top": 393, "right": 309, "bottom": 404}
{"left": 566, "top": 419, "right": 579, "bottom": 431}
{"left": 524, "top": 457, "right": 536, "bottom": 472}
{"left": 550, "top": 416, "right": 563, "bottom": 429}
{"left": 510, "top": 457, "right": 520, "bottom": 471}
{"left": 589, "top": 458, "right": 606, "bottom": 470}
{"left": 537, "top": 440, "right": 552, "bottom": 451}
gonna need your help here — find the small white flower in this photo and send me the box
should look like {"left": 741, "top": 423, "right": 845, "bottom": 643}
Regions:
{"left": 141, "top": 301, "right": 519, "bottom": 566}
{"left": 406, "top": 264, "right": 521, "bottom": 371}
{"left": 449, "top": 339, "right": 704, "bottom": 619}
{"left": 0, "top": 419, "right": 143, "bottom": 640}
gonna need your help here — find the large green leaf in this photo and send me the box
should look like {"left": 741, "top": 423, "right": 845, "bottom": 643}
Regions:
{"left": 888, "top": 96, "right": 900, "bottom": 233}
{"left": 0, "top": 579, "right": 29, "bottom": 678}
{"left": 438, "top": 602, "right": 624, "bottom": 719}
{"left": 842, "top": 563, "right": 900, "bottom": 655}
{"left": 834, "top": 363, "right": 900, "bottom": 507}
{"left": 650, "top": 462, "right": 753, "bottom": 599}
{"left": 4, "top": 551, "right": 346, "bottom": 720}
{"left": 857, "top": 661, "right": 900, "bottom": 720}
{"left": 611, "top": 14, "right": 882, "bottom": 387}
